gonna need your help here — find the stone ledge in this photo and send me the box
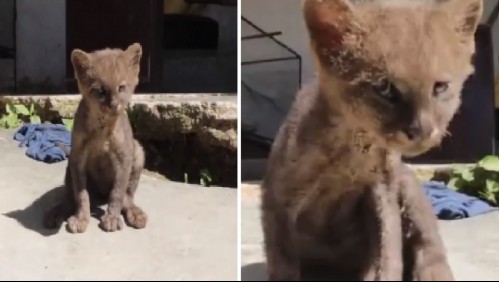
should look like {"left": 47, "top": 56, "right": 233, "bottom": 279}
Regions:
{"left": 0, "top": 94, "right": 238, "bottom": 151}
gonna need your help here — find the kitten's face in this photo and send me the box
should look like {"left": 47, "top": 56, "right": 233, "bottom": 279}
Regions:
{"left": 71, "top": 43, "right": 142, "bottom": 116}
{"left": 304, "top": 0, "right": 483, "bottom": 156}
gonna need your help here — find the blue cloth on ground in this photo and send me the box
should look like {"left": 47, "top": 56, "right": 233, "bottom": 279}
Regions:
{"left": 14, "top": 123, "right": 71, "bottom": 163}
{"left": 423, "top": 181, "right": 497, "bottom": 220}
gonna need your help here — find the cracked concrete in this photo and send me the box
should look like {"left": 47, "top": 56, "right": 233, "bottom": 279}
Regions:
{"left": 0, "top": 129, "right": 237, "bottom": 281}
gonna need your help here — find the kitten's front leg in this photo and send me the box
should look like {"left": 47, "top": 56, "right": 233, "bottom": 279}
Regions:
{"left": 67, "top": 157, "right": 91, "bottom": 234}
{"left": 99, "top": 157, "right": 131, "bottom": 232}
{"left": 363, "top": 184, "right": 403, "bottom": 281}
{"left": 399, "top": 165, "right": 454, "bottom": 281}
{"left": 262, "top": 191, "right": 300, "bottom": 281}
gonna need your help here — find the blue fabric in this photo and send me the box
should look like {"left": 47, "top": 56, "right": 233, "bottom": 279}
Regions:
{"left": 14, "top": 123, "right": 71, "bottom": 163}
{"left": 423, "top": 181, "right": 497, "bottom": 220}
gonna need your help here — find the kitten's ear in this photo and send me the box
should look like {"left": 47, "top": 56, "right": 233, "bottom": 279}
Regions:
{"left": 71, "top": 49, "right": 92, "bottom": 79}
{"left": 303, "top": 0, "right": 364, "bottom": 71}
{"left": 443, "top": 0, "right": 483, "bottom": 39}
{"left": 125, "top": 43, "right": 142, "bottom": 69}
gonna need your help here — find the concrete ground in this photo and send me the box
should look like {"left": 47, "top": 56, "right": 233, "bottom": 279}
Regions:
{"left": 241, "top": 183, "right": 499, "bottom": 281}
{"left": 0, "top": 130, "right": 237, "bottom": 281}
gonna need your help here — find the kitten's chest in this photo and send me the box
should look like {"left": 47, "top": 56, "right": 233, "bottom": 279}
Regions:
{"left": 86, "top": 134, "right": 118, "bottom": 161}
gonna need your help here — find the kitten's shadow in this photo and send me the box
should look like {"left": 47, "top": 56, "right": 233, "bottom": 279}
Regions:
{"left": 3, "top": 185, "right": 105, "bottom": 237}
{"left": 241, "top": 263, "right": 267, "bottom": 281}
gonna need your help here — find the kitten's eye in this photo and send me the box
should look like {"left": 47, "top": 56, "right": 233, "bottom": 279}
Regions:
{"left": 433, "top": 81, "right": 449, "bottom": 96}
{"left": 118, "top": 85, "right": 126, "bottom": 92}
{"left": 95, "top": 88, "right": 106, "bottom": 100}
{"left": 372, "top": 79, "right": 399, "bottom": 102}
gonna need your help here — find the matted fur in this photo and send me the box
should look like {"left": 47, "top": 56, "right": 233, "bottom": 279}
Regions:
{"left": 44, "top": 43, "right": 148, "bottom": 233}
{"left": 262, "top": 0, "right": 482, "bottom": 280}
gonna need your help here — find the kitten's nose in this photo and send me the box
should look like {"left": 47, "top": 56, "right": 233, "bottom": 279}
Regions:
{"left": 403, "top": 123, "right": 423, "bottom": 142}
{"left": 403, "top": 115, "right": 433, "bottom": 142}
{"left": 109, "top": 100, "right": 119, "bottom": 111}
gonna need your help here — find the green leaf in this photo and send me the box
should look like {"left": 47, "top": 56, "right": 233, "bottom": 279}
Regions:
{"left": 200, "top": 169, "right": 212, "bottom": 182}
{"left": 6, "top": 103, "right": 15, "bottom": 114}
{"left": 486, "top": 179, "right": 499, "bottom": 193}
{"left": 29, "top": 103, "right": 35, "bottom": 115}
{"left": 478, "top": 155, "right": 499, "bottom": 172}
{"left": 479, "top": 190, "right": 498, "bottom": 205}
{"left": 63, "top": 118, "right": 74, "bottom": 131}
{"left": 14, "top": 104, "right": 29, "bottom": 116}
{"left": 200, "top": 178, "right": 207, "bottom": 187}
{"left": 6, "top": 113, "right": 18, "bottom": 128}
{"left": 460, "top": 168, "right": 474, "bottom": 182}
{"left": 30, "top": 115, "right": 41, "bottom": 124}
{"left": 447, "top": 177, "right": 462, "bottom": 190}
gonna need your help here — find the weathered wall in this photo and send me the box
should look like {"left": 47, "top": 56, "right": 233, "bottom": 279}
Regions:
{"left": 16, "top": 0, "right": 66, "bottom": 93}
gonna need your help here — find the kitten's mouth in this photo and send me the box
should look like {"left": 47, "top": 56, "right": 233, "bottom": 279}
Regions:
{"left": 386, "top": 131, "right": 441, "bottom": 157}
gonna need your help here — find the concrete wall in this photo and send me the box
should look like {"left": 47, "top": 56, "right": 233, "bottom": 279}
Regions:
{"left": 16, "top": 0, "right": 66, "bottom": 93}
{"left": 243, "top": 0, "right": 499, "bottom": 82}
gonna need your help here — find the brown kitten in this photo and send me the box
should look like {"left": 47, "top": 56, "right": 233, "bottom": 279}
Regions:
{"left": 261, "top": 0, "right": 482, "bottom": 280}
{"left": 44, "top": 43, "right": 147, "bottom": 233}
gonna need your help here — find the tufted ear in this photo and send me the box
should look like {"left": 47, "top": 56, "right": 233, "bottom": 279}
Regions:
{"left": 439, "top": 0, "right": 483, "bottom": 39}
{"left": 303, "top": 0, "right": 368, "bottom": 79}
{"left": 303, "top": 0, "right": 363, "bottom": 52}
{"left": 71, "top": 49, "right": 93, "bottom": 81}
{"left": 125, "top": 42, "right": 142, "bottom": 70}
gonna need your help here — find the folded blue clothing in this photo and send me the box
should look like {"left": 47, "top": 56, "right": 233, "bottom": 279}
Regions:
{"left": 423, "top": 181, "right": 497, "bottom": 220}
{"left": 14, "top": 123, "right": 71, "bottom": 163}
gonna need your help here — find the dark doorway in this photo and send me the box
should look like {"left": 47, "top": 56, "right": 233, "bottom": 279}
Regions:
{"left": 66, "top": 0, "right": 164, "bottom": 93}
{"left": 0, "top": 0, "right": 16, "bottom": 93}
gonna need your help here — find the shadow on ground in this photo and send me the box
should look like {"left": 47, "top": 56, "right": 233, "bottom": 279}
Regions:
{"left": 3, "top": 185, "right": 105, "bottom": 236}
{"left": 242, "top": 263, "right": 267, "bottom": 281}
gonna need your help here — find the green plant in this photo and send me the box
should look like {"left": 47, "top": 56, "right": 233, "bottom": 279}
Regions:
{"left": 448, "top": 155, "right": 499, "bottom": 205}
{"left": 62, "top": 118, "right": 74, "bottom": 131}
{"left": 0, "top": 102, "right": 41, "bottom": 129}
{"left": 200, "top": 168, "right": 213, "bottom": 187}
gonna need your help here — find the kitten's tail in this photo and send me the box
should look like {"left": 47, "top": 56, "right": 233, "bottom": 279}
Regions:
{"left": 55, "top": 142, "right": 71, "bottom": 156}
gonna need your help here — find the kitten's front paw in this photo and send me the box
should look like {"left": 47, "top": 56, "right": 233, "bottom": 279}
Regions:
{"left": 100, "top": 213, "right": 124, "bottom": 232}
{"left": 414, "top": 262, "right": 454, "bottom": 281}
{"left": 124, "top": 206, "right": 148, "bottom": 229}
{"left": 66, "top": 215, "right": 89, "bottom": 233}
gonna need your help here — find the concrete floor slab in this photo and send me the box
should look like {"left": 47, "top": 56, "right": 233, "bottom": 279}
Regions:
{"left": 0, "top": 130, "right": 237, "bottom": 281}
{"left": 241, "top": 184, "right": 499, "bottom": 281}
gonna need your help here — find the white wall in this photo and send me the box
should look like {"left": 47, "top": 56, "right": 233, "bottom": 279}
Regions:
{"left": 16, "top": 0, "right": 66, "bottom": 92}
{"left": 242, "top": 0, "right": 314, "bottom": 83}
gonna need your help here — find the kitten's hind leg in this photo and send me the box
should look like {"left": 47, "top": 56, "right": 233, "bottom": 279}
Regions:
{"left": 123, "top": 140, "right": 147, "bottom": 229}
{"left": 43, "top": 184, "right": 75, "bottom": 229}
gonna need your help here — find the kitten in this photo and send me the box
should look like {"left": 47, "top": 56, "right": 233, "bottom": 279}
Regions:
{"left": 44, "top": 43, "right": 147, "bottom": 233}
{"left": 261, "top": 0, "right": 482, "bottom": 280}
